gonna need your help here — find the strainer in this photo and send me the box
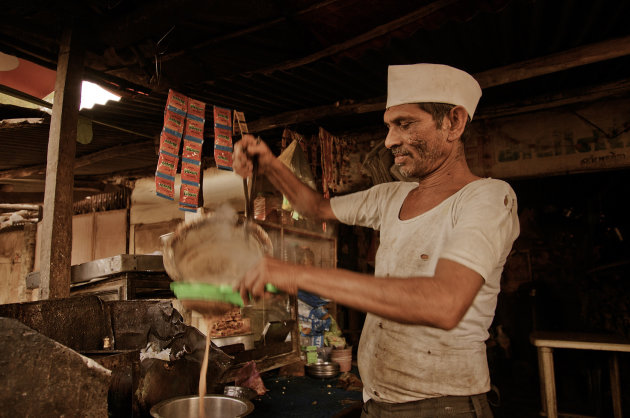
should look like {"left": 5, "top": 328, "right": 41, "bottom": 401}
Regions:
{"left": 161, "top": 209, "right": 274, "bottom": 310}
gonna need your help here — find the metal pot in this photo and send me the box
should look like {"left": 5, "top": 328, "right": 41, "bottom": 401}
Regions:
{"left": 150, "top": 394, "right": 254, "bottom": 418}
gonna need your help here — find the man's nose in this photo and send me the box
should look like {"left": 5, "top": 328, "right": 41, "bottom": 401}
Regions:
{"left": 384, "top": 128, "right": 399, "bottom": 149}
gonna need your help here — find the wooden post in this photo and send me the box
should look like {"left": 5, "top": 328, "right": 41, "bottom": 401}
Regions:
{"left": 39, "top": 28, "right": 84, "bottom": 299}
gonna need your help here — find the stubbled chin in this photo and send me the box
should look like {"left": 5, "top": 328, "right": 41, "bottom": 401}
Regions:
{"left": 395, "top": 164, "right": 414, "bottom": 178}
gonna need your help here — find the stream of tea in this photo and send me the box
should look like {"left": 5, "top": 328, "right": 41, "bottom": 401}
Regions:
{"left": 198, "top": 317, "right": 213, "bottom": 418}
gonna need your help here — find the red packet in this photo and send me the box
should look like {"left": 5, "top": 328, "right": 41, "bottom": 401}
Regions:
{"left": 182, "top": 139, "right": 203, "bottom": 161}
{"left": 163, "top": 109, "right": 185, "bottom": 136}
{"left": 155, "top": 176, "right": 175, "bottom": 200}
{"left": 185, "top": 118, "right": 205, "bottom": 141}
{"left": 159, "top": 130, "right": 182, "bottom": 155}
{"left": 214, "top": 149, "right": 233, "bottom": 170}
{"left": 179, "top": 183, "right": 200, "bottom": 207}
{"left": 214, "top": 127, "right": 233, "bottom": 148}
{"left": 156, "top": 150, "right": 179, "bottom": 178}
{"left": 214, "top": 106, "right": 232, "bottom": 128}
{"left": 181, "top": 160, "right": 202, "bottom": 184}
{"left": 167, "top": 89, "right": 188, "bottom": 116}
{"left": 188, "top": 98, "right": 206, "bottom": 122}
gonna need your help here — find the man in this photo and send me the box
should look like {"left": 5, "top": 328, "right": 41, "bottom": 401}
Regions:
{"left": 233, "top": 63, "right": 519, "bottom": 417}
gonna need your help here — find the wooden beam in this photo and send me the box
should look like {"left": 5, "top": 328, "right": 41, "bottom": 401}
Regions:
{"left": 248, "top": 97, "right": 385, "bottom": 132}
{"left": 474, "top": 35, "right": 630, "bottom": 89}
{"left": 74, "top": 140, "right": 155, "bottom": 169}
{"left": 0, "top": 140, "right": 155, "bottom": 180}
{"left": 238, "top": 0, "right": 460, "bottom": 77}
{"left": 0, "top": 204, "right": 41, "bottom": 212}
{"left": 475, "top": 79, "right": 630, "bottom": 120}
{"left": 39, "top": 28, "right": 84, "bottom": 300}
{"left": 159, "top": 0, "right": 343, "bottom": 64}
{"left": 0, "top": 191, "right": 97, "bottom": 204}
{"left": 248, "top": 35, "right": 630, "bottom": 132}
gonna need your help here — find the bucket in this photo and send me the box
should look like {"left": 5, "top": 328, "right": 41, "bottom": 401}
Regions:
{"left": 330, "top": 347, "right": 352, "bottom": 372}
{"left": 150, "top": 394, "right": 253, "bottom": 418}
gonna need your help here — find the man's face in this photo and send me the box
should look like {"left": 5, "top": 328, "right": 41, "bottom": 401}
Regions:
{"left": 383, "top": 103, "right": 450, "bottom": 179}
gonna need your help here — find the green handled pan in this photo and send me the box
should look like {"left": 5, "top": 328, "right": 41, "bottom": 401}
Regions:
{"left": 160, "top": 209, "right": 277, "bottom": 315}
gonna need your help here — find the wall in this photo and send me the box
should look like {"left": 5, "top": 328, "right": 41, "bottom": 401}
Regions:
{"left": 33, "top": 209, "right": 127, "bottom": 271}
{"left": 0, "top": 224, "right": 37, "bottom": 304}
{"left": 466, "top": 96, "right": 630, "bottom": 179}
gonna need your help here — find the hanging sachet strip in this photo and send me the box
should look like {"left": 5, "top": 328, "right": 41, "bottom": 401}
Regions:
{"left": 156, "top": 89, "right": 206, "bottom": 211}
{"left": 213, "top": 106, "right": 233, "bottom": 171}
{"left": 155, "top": 90, "right": 188, "bottom": 200}
{"left": 179, "top": 97, "right": 206, "bottom": 212}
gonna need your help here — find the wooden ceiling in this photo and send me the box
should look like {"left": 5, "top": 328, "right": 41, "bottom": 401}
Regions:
{"left": 1, "top": 0, "right": 630, "bottom": 203}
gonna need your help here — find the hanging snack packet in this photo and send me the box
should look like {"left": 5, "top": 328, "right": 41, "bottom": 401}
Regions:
{"left": 156, "top": 150, "right": 179, "bottom": 179}
{"left": 181, "top": 160, "right": 202, "bottom": 184}
{"left": 214, "top": 126, "right": 233, "bottom": 148}
{"left": 184, "top": 118, "right": 205, "bottom": 142}
{"left": 214, "top": 105, "right": 234, "bottom": 171}
{"left": 187, "top": 98, "right": 206, "bottom": 122}
{"left": 214, "top": 149, "right": 233, "bottom": 170}
{"left": 156, "top": 176, "right": 175, "bottom": 200}
{"left": 179, "top": 183, "right": 200, "bottom": 208}
{"left": 182, "top": 139, "right": 203, "bottom": 161}
{"left": 159, "top": 130, "right": 182, "bottom": 155}
{"left": 213, "top": 106, "right": 232, "bottom": 128}
{"left": 166, "top": 89, "right": 189, "bottom": 117}
{"left": 163, "top": 109, "right": 185, "bottom": 137}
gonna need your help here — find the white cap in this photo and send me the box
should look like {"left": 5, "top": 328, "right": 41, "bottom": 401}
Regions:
{"left": 386, "top": 64, "right": 482, "bottom": 120}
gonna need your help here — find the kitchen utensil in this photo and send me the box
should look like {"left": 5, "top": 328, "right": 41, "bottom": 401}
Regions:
{"left": 305, "top": 361, "right": 340, "bottom": 379}
{"left": 162, "top": 209, "right": 278, "bottom": 314}
{"left": 161, "top": 214, "right": 272, "bottom": 285}
{"left": 150, "top": 394, "right": 253, "bottom": 418}
{"left": 223, "top": 385, "right": 258, "bottom": 401}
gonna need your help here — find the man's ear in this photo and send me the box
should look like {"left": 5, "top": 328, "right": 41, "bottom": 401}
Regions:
{"left": 446, "top": 105, "right": 468, "bottom": 141}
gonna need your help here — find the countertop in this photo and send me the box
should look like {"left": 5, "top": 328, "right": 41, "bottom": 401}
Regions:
{"left": 249, "top": 368, "right": 363, "bottom": 417}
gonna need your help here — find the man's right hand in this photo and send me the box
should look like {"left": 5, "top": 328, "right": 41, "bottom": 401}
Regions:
{"left": 233, "top": 134, "right": 275, "bottom": 179}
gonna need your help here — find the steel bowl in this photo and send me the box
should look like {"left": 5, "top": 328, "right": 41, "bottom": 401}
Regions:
{"left": 305, "top": 361, "right": 340, "bottom": 379}
{"left": 150, "top": 394, "right": 254, "bottom": 418}
{"left": 224, "top": 385, "right": 258, "bottom": 401}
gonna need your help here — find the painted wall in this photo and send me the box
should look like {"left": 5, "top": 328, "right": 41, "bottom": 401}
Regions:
{"left": 466, "top": 96, "right": 630, "bottom": 179}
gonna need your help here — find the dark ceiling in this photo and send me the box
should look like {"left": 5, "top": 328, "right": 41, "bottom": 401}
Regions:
{"left": 1, "top": 0, "right": 630, "bottom": 203}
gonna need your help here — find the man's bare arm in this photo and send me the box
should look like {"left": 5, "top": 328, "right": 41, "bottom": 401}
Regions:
{"left": 241, "top": 257, "right": 484, "bottom": 330}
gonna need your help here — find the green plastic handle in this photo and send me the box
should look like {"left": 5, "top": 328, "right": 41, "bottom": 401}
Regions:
{"left": 171, "top": 282, "right": 280, "bottom": 307}
{"left": 265, "top": 283, "right": 279, "bottom": 293}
